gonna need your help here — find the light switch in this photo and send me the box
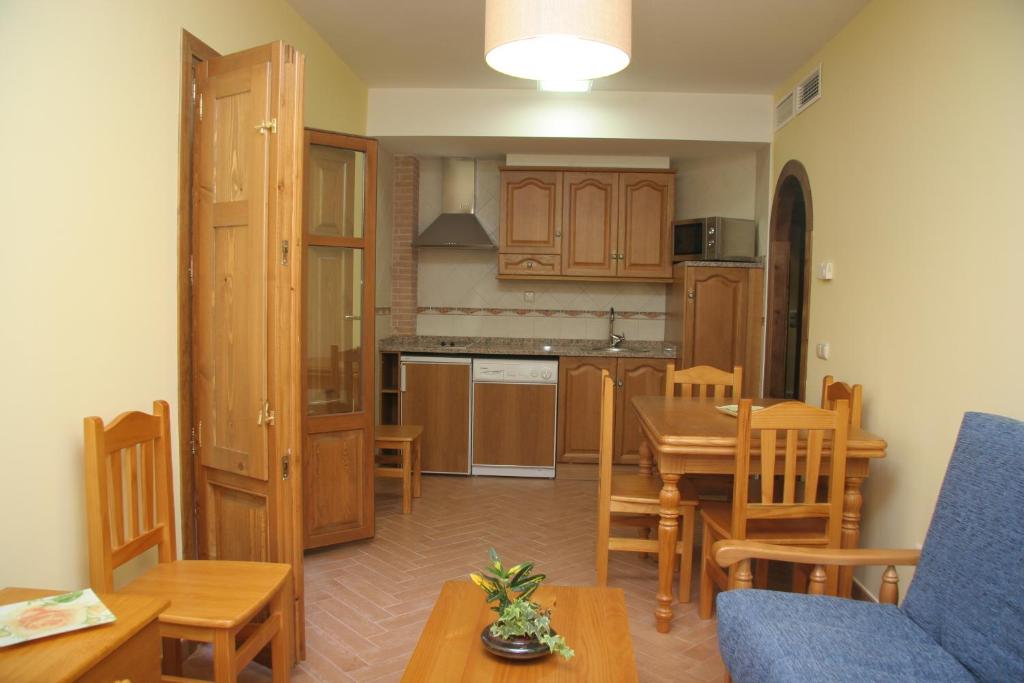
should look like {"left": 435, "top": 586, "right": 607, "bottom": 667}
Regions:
{"left": 817, "top": 262, "right": 834, "bottom": 280}
{"left": 816, "top": 342, "right": 831, "bottom": 360}
{"left": 524, "top": 291, "right": 535, "bottom": 303}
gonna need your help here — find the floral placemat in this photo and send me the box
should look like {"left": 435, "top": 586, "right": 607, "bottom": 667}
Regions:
{"left": 0, "top": 589, "right": 116, "bottom": 647}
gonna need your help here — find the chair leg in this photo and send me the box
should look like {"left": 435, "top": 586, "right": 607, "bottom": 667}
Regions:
{"left": 698, "top": 524, "right": 714, "bottom": 619}
{"left": 412, "top": 437, "right": 422, "bottom": 498}
{"left": 271, "top": 575, "right": 294, "bottom": 682}
{"left": 596, "top": 511, "right": 611, "bottom": 587}
{"left": 401, "top": 443, "right": 412, "bottom": 514}
{"left": 213, "top": 629, "right": 236, "bottom": 683}
{"left": 678, "top": 508, "right": 695, "bottom": 603}
{"left": 162, "top": 637, "right": 182, "bottom": 677}
{"left": 637, "top": 524, "right": 652, "bottom": 559}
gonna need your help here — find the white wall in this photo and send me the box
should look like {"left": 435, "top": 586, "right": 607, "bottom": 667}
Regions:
{"left": 674, "top": 153, "right": 759, "bottom": 221}
{"left": 368, "top": 89, "right": 773, "bottom": 142}
{"left": 771, "top": 0, "right": 1024, "bottom": 593}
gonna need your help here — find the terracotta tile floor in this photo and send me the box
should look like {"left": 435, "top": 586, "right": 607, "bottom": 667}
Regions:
{"left": 191, "top": 474, "right": 726, "bottom": 682}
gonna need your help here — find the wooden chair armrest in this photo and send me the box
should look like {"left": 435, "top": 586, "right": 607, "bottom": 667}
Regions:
{"left": 713, "top": 540, "right": 920, "bottom": 569}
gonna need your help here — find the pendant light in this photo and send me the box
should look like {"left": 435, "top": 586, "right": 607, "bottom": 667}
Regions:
{"left": 484, "top": 0, "right": 632, "bottom": 82}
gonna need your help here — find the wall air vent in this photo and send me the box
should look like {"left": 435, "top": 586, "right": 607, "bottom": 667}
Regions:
{"left": 775, "top": 91, "right": 795, "bottom": 130}
{"left": 796, "top": 64, "right": 822, "bottom": 113}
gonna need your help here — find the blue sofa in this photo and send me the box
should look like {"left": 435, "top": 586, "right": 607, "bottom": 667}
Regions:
{"left": 715, "top": 412, "right": 1024, "bottom": 682}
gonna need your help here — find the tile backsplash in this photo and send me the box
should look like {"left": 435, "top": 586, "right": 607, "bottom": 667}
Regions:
{"left": 416, "top": 159, "right": 667, "bottom": 341}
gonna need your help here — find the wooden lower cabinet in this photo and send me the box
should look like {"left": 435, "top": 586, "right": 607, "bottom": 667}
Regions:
{"left": 557, "top": 356, "right": 669, "bottom": 464}
{"left": 666, "top": 263, "right": 765, "bottom": 398}
{"left": 401, "top": 360, "right": 471, "bottom": 474}
{"left": 614, "top": 359, "right": 668, "bottom": 463}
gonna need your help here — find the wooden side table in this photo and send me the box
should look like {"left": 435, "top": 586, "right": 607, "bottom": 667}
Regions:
{"left": 0, "top": 587, "right": 167, "bottom": 683}
{"left": 375, "top": 424, "right": 423, "bottom": 514}
{"left": 403, "top": 581, "right": 638, "bottom": 682}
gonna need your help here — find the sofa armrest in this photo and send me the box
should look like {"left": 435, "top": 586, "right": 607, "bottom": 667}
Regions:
{"left": 712, "top": 540, "right": 921, "bottom": 604}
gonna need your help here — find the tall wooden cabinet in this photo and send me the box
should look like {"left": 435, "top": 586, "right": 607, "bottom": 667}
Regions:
{"left": 665, "top": 263, "right": 765, "bottom": 397}
{"left": 499, "top": 168, "right": 674, "bottom": 281}
{"left": 557, "top": 356, "right": 668, "bottom": 465}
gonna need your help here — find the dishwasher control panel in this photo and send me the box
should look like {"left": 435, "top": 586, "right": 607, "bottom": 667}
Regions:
{"left": 473, "top": 359, "right": 558, "bottom": 384}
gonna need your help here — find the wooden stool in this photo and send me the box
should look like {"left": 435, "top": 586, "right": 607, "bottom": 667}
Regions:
{"left": 374, "top": 425, "right": 423, "bottom": 514}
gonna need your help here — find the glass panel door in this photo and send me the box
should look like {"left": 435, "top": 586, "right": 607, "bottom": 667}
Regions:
{"left": 301, "top": 130, "right": 377, "bottom": 551}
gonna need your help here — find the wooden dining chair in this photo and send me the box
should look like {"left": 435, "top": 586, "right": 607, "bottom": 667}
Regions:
{"left": 596, "top": 371, "right": 701, "bottom": 602}
{"left": 661, "top": 363, "right": 744, "bottom": 501}
{"left": 84, "top": 400, "right": 293, "bottom": 682}
{"left": 698, "top": 398, "right": 850, "bottom": 619}
{"left": 665, "top": 363, "right": 743, "bottom": 399}
{"left": 821, "top": 375, "right": 863, "bottom": 429}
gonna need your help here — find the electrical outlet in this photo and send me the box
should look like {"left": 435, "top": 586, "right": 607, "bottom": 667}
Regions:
{"left": 524, "top": 291, "right": 535, "bottom": 303}
{"left": 817, "top": 262, "right": 834, "bottom": 280}
{"left": 816, "top": 342, "right": 831, "bottom": 360}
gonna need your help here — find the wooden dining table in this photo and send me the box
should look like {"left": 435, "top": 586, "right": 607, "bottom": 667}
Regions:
{"left": 632, "top": 395, "right": 887, "bottom": 633}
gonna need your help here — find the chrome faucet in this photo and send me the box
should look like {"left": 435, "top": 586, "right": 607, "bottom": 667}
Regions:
{"left": 609, "top": 307, "right": 625, "bottom": 348}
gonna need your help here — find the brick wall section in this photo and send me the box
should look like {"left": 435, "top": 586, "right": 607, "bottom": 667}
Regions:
{"left": 391, "top": 156, "right": 419, "bottom": 334}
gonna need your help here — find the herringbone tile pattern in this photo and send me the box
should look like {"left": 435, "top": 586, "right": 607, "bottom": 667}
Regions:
{"left": 191, "top": 474, "right": 726, "bottom": 682}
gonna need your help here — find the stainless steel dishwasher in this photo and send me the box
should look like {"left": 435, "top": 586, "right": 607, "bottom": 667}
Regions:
{"left": 471, "top": 358, "right": 558, "bottom": 478}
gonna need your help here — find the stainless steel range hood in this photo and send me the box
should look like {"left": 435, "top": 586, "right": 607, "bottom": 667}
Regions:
{"left": 413, "top": 158, "right": 496, "bottom": 250}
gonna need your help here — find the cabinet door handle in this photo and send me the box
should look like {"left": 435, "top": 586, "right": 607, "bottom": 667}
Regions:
{"left": 526, "top": 260, "right": 534, "bottom": 269}
{"left": 617, "top": 379, "right": 624, "bottom": 387}
{"left": 687, "top": 289, "right": 695, "bottom": 300}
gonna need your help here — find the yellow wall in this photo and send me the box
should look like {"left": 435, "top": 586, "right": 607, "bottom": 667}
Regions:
{"left": 771, "top": 0, "right": 1024, "bottom": 590}
{"left": 0, "top": 0, "right": 366, "bottom": 589}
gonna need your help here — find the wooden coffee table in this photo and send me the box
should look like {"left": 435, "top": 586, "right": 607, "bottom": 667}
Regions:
{"left": 403, "top": 580, "right": 638, "bottom": 682}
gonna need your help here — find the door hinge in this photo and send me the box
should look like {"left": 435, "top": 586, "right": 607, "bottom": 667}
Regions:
{"left": 198, "top": 92, "right": 204, "bottom": 121}
{"left": 281, "top": 450, "right": 291, "bottom": 480}
{"left": 188, "top": 254, "right": 194, "bottom": 286}
{"left": 280, "top": 240, "right": 289, "bottom": 266}
{"left": 256, "top": 118, "right": 278, "bottom": 134}
{"left": 196, "top": 421, "right": 203, "bottom": 448}
{"left": 257, "top": 400, "right": 276, "bottom": 426}
{"left": 190, "top": 426, "right": 197, "bottom": 457}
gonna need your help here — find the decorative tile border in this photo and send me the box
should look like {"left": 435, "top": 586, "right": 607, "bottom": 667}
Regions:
{"left": 416, "top": 307, "right": 665, "bottom": 320}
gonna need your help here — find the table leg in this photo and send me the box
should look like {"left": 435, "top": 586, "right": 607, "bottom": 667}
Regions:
{"left": 839, "top": 475, "right": 865, "bottom": 598}
{"left": 656, "top": 472, "right": 680, "bottom": 633}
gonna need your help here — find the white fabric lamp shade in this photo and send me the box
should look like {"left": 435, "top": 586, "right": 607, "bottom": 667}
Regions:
{"left": 484, "top": 0, "right": 632, "bottom": 82}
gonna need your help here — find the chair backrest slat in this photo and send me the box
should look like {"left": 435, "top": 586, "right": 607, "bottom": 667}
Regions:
{"left": 759, "top": 430, "right": 777, "bottom": 503}
{"left": 84, "top": 400, "right": 177, "bottom": 592}
{"left": 142, "top": 439, "right": 155, "bottom": 530}
{"left": 783, "top": 430, "right": 798, "bottom": 504}
{"left": 127, "top": 445, "right": 141, "bottom": 538}
{"left": 665, "top": 363, "right": 743, "bottom": 399}
{"left": 731, "top": 399, "right": 849, "bottom": 544}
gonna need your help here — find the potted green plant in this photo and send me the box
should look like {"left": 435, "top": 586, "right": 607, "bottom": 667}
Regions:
{"left": 470, "top": 548, "right": 574, "bottom": 661}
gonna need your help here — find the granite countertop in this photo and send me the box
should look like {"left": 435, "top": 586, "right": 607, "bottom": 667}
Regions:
{"left": 379, "top": 335, "right": 677, "bottom": 359}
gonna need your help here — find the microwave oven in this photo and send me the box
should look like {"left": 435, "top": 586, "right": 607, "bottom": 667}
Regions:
{"left": 673, "top": 217, "right": 758, "bottom": 262}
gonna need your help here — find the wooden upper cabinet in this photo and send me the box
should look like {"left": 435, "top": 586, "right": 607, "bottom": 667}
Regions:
{"left": 561, "top": 172, "right": 618, "bottom": 277}
{"left": 618, "top": 173, "right": 674, "bottom": 278}
{"left": 498, "top": 168, "right": 675, "bottom": 281}
{"left": 499, "top": 170, "right": 562, "bottom": 254}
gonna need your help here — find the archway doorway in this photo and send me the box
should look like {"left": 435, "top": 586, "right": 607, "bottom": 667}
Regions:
{"left": 765, "top": 160, "right": 812, "bottom": 399}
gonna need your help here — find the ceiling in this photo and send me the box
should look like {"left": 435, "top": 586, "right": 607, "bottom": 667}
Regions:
{"left": 288, "top": 0, "right": 868, "bottom": 94}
